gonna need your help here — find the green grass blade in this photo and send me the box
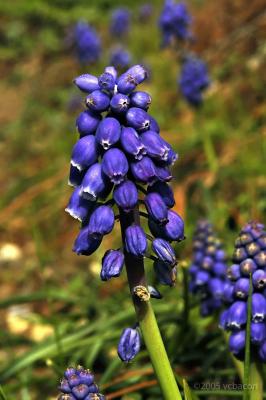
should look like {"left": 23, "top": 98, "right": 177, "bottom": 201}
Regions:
{"left": 183, "top": 378, "right": 193, "bottom": 400}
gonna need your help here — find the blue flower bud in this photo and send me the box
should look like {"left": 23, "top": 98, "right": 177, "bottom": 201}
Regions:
{"left": 252, "top": 269, "right": 266, "bottom": 289}
{"left": 125, "top": 225, "right": 147, "bottom": 257}
{"left": 100, "top": 250, "right": 124, "bottom": 281}
{"left": 117, "top": 72, "right": 137, "bottom": 94}
{"left": 252, "top": 293, "right": 266, "bottom": 322}
{"left": 69, "top": 165, "right": 86, "bottom": 187}
{"left": 223, "top": 282, "right": 235, "bottom": 303}
{"left": 152, "top": 238, "right": 176, "bottom": 266}
{"left": 130, "top": 91, "right": 151, "bottom": 110}
{"left": 98, "top": 72, "right": 115, "bottom": 91}
{"left": 154, "top": 260, "right": 176, "bottom": 286}
{"left": 76, "top": 110, "right": 101, "bottom": 137}
{"left": 73, "top": 226, "right": 102, "bottom": 256}
{"left": 113, "top": 180, "right": 138, "bottom": 212}
{"left": 147, "top": 181, "right": 175, "bottom": 208}
{"left": 149, "top": 116, "right": 160, "bottom": 133}
{"left": 227, "top": 264, "right": 241, "bottom": 281}
{"left": 195, "top": 270, "right": 210, "bottom": 286}
{"left": 117, "top": 327, "right": 141, "bottom": 362}
{"left": 201, "top": 298, "right": 222, "bottom": 316}
{"left": 254, "top": 251, "right": 266, "bottom": 267}
{"left": 64, "top": 367, "right": 77, "bottom": 379}
{"left": 227, "top": 301, "right": 247, "bottom": 330}
{"left": 245, "top": 241, "right": 260, "bottom": 257}
{"left": 80, "top": 163, "right": 110, "bottom": 201}
{"left": 240, "top": 258, "right": 257, "bottom": 276}
{"left": 131, "top": 156, "right": 157, "bottom": 184}
{"left": 145, "top": 192, "right": 168, "bottom": 224}
{"left": 162, "top": 210, "right": 185, "bottom": 242}
{"left": 257, "top": 234, "right": 266, "bottom": 249}
{"left": 110, "top": 8, "right": 130, "bottom": 37}
{"left": 104, "top": 66, "right": 117, "bottom": 81}
{"left": 234, "top": 278, "right": 250, "bottom": 299}
{"left": 95, "top": 117, "right": 121, "bottom": 150}
{"left": 259, "top": 340, "right": 266, "bottom": 362}
{"left": 72, "top": 384, "right": 90, "bottom": 398}
{"left": 165, "top": 148, "right": 178, "bottom": 166}
{"left": 233, "top": 247, "right": 248, "bottom": 263}
{"left": 65, "top": 187, "right": 94, "bottom": 223}
{"left": 251, "top": 322, "right": 266, "bottom": 345}
{"left": 110, "top": 46, "right": 131, "bottom": 69}
{"left": 102, "top": 148, "right": 129, "bottom": 184}
{"left": 120, "top": 127, "right": 146, "bottom": 160}
{"left": 79, "top": 370, "right": 94, "bottom": 386}
{"left": 141, "top": 130, "right": 171, "bottom": 161}
{"left": 219, "top": 310, "right": 229, "bottom": 329}
{"left": 88, "top": 205, "right": 115, "bottom": 238}
{"left": 86, "top": 90, "right": 110, "bottom": 112}
{"left": 215, "top": 249, "right": 226, "bottom": 261}
{"left": 110, "top": 93, "right": 130, "bottom": 114}
{"left": 155, "top": 165, "right": 172, "bottom": 182}
{"left": 71, "top": 135, "right": 98, "bottom": 171}
{"left": 202, "top": 255, "right": 213, "bottom": 270}
{"left": 68, "top": 374, "right": 80, "bottom": 387}
{"left": 59, "top": 378, "right": 71, "bottom": 393}
{"left": 126, "top": 65, "right": 148, "bottom": 84}
{"left": 208, "top": 278, "right": 224, "bottom": 299}
{"left": 126, "top": 107, "right": 150, "bottom": 132}
{"left": 73, "top": 74, "right": 99, "bottom": 93}
{"left": 229, "top": 330, "right": 245, "bottom": 356}
{"left": 148, "top": 285, "right": 163, "bottom": 299}
{"left": 213, "top": 262, "right": 227, "bottom": 277}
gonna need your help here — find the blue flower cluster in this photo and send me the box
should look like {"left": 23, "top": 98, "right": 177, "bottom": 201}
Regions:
{"left": 158, "top": 0, "right": 192, "bottom": 47}
{"left": 189, "top": 220, "right": 228, "bottom": 316}
{"left": 179, "top": 56, "right": 210, "bottom": 106}
{"left": 219, "top": 222, "right": 266, "bottom": 361}
{"left": 58, "top": 366, "right": 105, "bottom": 399}
{"left": 110, "top": 47, "right": 131, "bottom": 70}
{"left": 74, "top": 21, "right": 101, "bottom": 65}
{"left": 110, "top": 8, "right": 130, "bottom": 37}
{"left": 139, "top": 3, "right": 153, "bottom": 22}
{"left": 66, "top": 64, "right": 184, "bottom": 289}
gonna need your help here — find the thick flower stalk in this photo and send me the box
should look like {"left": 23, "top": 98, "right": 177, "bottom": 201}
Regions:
{"left": 178, "top": 55, "right": 210, "bottom": 106}
{"left": 158, "top": 0, "right": 192, "bottom": 47}
{"left": 74, "top": 21, "right": 101, "bottom": 65}
{"left": 110, "top": 8, "right": 130, "bottom": 37}
{"left": 189, "top": 220, "right": 228, "bottom": 316}
{"left": 58, "top": 366, "right": 105, "bottom": 400}
{"left": 66, "top": 64, "right": 184, "bottom": 399}
{"left": 219, "top": 221, "right": 266, "bottom": 361}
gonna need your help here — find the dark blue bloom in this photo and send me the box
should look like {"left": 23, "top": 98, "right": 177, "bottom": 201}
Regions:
{"left": 227, "top": 301, "right": 247, "bottom": 330}
{"left": 113, "top": 180, "right": 138, "bottom": 212}
{"left": 251, "top": 322, "right": 266, "bottom": 345}
{"left": 252, "top": 269, "right": 266, "bottom": 290}
{"left": 208, "top": 278, "right": 224, "bottom": 299}
{"left": 120, "top": 127, "right": 146, "bottom": 160}
{"left": 154, "top": 260, "right": 176, "bottom": 286}
{"left": 117, "top": 65, "right": 148, "bottom": 94}
{"left": 141, "top": 130, "right": 171, "bottom": 161}
{"left": 73, "top": 74, "right": 100, "bottom": 93}
{"left": 65, "top": 187, "right": 94, "bottom": 223}
{"left": 240, "top": 258, "right": 257, "bottom": 275}
{"left": 149, "top": 116, "right": 160, "bottom": 133}
{"left": 148, "top": 285, "right": 163, "bottom": 299}
{"left": 87, "top": 205, "right": 115, "bottom": 239}
{"left": 259, "top": 341, "right": 266, "bottom": 361}
{"left": 58, "top": 366, "right": 105, "bottom": 399}
{"left": 254, "top": 250, "right": 266, "bottom": 267}
{"left": 101, "top": 250, "right": 124, "bottom": 281}
{"left": 73, "top": 226, "right": 102, "bottom": 256}
{"left": 126, "top": 107, "right": 150, "bottom": 131}
{"left": 252, "top": 293, "right": 266, "bottom": 323}
{"left": 152, "top": 238, "right": 176, "bottom": 266}
{"left": 86, "top": 90, "right": 110, "bottom": 113}
{"left": 125, "top": 225, "right": 147, "bottom": 257}
{"left": 159, "top": 1, "right": 192, "bottom": 46}
{"left": 98, "top": 72, "right": 115, "bottom": 92}
{"left": 234, "top": 278, "right": 250, "bottom": 299}
{"left": 110, "top": 93, "right": 130, "bottom": 115}
{"left": 80, "top": 163, "right": 111, "bottom": 201}
{"left": 110, "top": 8, "right": 130, "bottom": 37}
{"left": 130, "top": 91, "right": 151, "bottom": 110}
{"left": 227, "top": 264, "right": 241, "bottom": 281}
{"left": 117, "top": 327, "right": 141, "bottom": 362}
{"left": 161, "top": 210, "right": 184, "bottom": 241}
{"left": 76, "top": 110, "right": 101, "bottom": 137}
{"left": 229, "top": 330, "right": 245, "bottom": 357}
{"left": 144, "top": 192, "right": 168, "bottom": 224}
{"left": 131, "top": 156, "right": 157, "bottom": 184}
{"left": 95, "top": 117, "right": 121, "bottom": 150}
{"left": 232, "top": 246, "right": 248, "bottom": 263}
{"left": 147, "top": 181, "right": 175, "bottom": 208}
{"left": 74, "top": 21, "right": 101, "bottom": 65}
{"left": 110, "top": 47, "right": 131, "bottom": 70}
{"left": 71, "top": 135, "right": 98, "bottom": 171}
{"left": 102, "top": 148, "right": 129, "bottom": 184}
{"left": 69, "top": 165, "right": 86, "bottom": 188}
{"left": 155, "top": 165, "right": 172, "bottom": 182}
{"left": 179, "top": 56, "right": 210, "bottom": 106}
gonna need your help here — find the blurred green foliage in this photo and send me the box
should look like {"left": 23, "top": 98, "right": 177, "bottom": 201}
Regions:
{"left": 0, "top": 0, "right": 265, "bottom": 398}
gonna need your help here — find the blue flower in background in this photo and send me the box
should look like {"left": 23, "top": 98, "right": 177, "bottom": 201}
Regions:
{"left": 139, "top": 3, "right": 153, "bottom": 22}
{"left": 58, "top": 365, "right": 105, "bottom": 399}
{"left": 74, "top": 21, "right": 101, "bottom": 64}
{"left": 110, "top": 47, "right": 132, "bottom": 70}
{"left": 110, "top": 8, "right": 130, "bottom": 37}
{"left": 189, "top": 220, "right": 228, "bottom": 316}
{"left": 179, "top": 55, "right": 210, "bottom": 106}
{"left": 159, "top": 0, "right": 192, "bottom": 47}
{"left": 219, "top": 221, "right": 266, "bottom": 361}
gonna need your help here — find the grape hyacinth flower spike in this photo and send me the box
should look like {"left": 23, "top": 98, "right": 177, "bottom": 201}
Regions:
{"left": 73, "top": 21, "right": 101, "bottom": 65}
{"left": 219, "top": 221, "right": 266, "bottom": 361}
{"left": 58, "top": 366, "right": 105, "bottom": 399}
{"left": 110, "top": 8, "right": 130, "bottom": 37}
{"left": 66, "top": 64, "right": 184, "bottom": 399}
{"left": 189, "top": 220, "right": 228, "bottom": 316}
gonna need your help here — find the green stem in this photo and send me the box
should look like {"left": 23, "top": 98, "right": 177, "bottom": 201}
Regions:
{"left": 119, "top": 207, "right": 182, "bottom": 400}
{"left": 249, "top": 362, "right": 263, "bottom": 400}
{"left": 0, "top": 385, "right": 7, "bottom": 400}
